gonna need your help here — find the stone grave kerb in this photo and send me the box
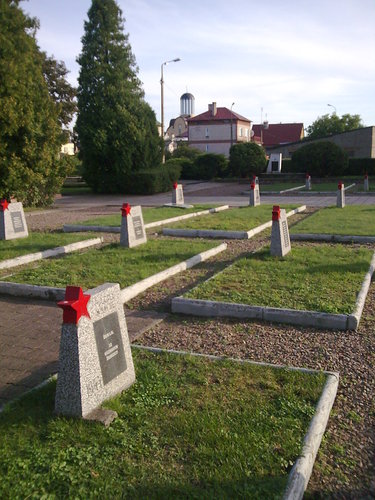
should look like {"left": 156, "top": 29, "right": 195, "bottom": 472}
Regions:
{"left": 305, "top": 173, "right": 311, "bottom": 190}
{"left": 249, "top": 181, "right": 260, "bottom": 207}
{"left": 364, "top": 173, "right": 369, "bottom": 192}
{"left": 120, "top": 203, "right": 147, "bottom": 248}
{"left": 55, "top": 283, "right": 135, "bottom": 421}
{"left": 172, "top": 182, "right": 185, "bottom": 205}
{"left": 270, "top": 205, "right": 291, "bottom": 257}
{"left": 337, "top": 181, "right": 345, "bottom": 208}
{"left": 0, "top": 199, "right": 29, "bottom": 240}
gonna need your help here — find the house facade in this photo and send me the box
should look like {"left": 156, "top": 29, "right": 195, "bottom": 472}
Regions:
{"left": 188, "top": 102, "right": 252, "bottom": 157}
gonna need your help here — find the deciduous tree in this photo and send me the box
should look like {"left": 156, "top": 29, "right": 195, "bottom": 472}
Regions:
{"left": 306, "top": 113, "right": 364, "bottom": 139}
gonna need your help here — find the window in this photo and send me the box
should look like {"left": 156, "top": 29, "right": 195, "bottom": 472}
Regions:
{"left": 205, "top": 127, "right": 209, "bottom": 138}
{"left": 205, "top": 144, "right": 209, "bottom": 152}
{"left": 239, "top": 127, "right": 243, "bottom": 137}
{"left": 178, "top": 124, "right": 182, "bottom": 135}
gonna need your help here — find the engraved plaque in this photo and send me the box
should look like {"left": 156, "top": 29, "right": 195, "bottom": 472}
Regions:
{"left": 94, "top": 312, "right": 127, "bottom": 385}
{"left": 272, "top": 161, "right": 279, "bottom": 172}
{"left": 176, "top": 187, "right": 183, "bottom": 203}
{"left": 133, "top": 215, "right": 144, "bottom": 240}
{"left": 282, "top": 220, "right": 290, "bottom": 248}
{"left": 11, "top": 211, "right": 25, "bottom": 233}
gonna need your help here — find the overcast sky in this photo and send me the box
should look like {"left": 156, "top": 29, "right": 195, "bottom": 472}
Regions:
{"left": 24, "top": 0, "right": 375, "bottom": 131}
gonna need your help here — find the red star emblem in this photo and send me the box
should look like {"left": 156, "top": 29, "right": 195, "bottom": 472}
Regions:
{"left": 121, "top": 203, "right": 131, "bottom": 217}
{"left": 173, "top": 182, "right": 178, "bottom": 190}
{"left": 0, "top": 199, "right": 9, "bottom": 212}
{"left": 57, "top": 286, "right": 91, "bottom": 325}
{"left": 272, "top": 205, "right": 281, "bottom": 221}
{"left": 338, "top": 182, "right": 343, "bottom": 190}
{"left": 250, "top": 182, "right": 255, "bottom": 190}
{"left": 306, "top": 173, "right": 310, "bottom": 179}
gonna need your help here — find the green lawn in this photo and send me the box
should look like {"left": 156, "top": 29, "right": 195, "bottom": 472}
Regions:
{"left": 80, "top": 205, "right": 219, "bottom": 227}
{"left": 0, "top": 232, "right": 95, "bottom": 262}
{"left": 0, "top": 349, "right": 326, "bottom": 499}
{"left": 291, "top": 206, "right": 375, "bottom": 236}
{"left": 186, "top": 244, "right": 373, "bottom": 314}
{"left": 259, "top": 183, "right": 305, "bottom": 192}
{"left": 168, "top": 204, "right": 299, "bottom": 231}
{"left": 1, "top": 238, "right": 217, "bottom": 288}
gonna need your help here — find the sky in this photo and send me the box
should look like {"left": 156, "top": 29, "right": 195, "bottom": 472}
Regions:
{"left": 23, "top": 0, "right": 375, "bottom": 131}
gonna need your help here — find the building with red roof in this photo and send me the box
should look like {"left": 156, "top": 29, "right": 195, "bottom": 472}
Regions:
{"left": 252, "top": 123, "right": 304, "bottom": 149}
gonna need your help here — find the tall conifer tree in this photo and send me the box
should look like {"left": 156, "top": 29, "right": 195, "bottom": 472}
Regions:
{"left": 76, "top": 0, "right": 161, "bottom": 193}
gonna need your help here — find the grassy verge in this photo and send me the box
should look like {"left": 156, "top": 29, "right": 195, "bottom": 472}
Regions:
{"left": 260, "top": 183, "right": 304, "bottom": 192}
{"left": 168, "top": 204, "right": 299, "bottom": 231}
{"left": 80, "top": 205, "right": 220, "bottom": 227}
{"left": 291, "top": 206, "right": 375, "bottom": 236}
{"left": 0, "top": 349, "right": 326, "bottom": 499}
{"left": 1, "top": 238, "right": 217, "bottom": 289}
{"left": 0, "top": 232, "right": 95, "bottom": 262}
{"left": 186, "top": 244, "right": 373, "bottom": 314}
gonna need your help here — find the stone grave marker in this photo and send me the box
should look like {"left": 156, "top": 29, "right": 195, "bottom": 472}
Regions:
{"left": 337, "top": 182, "right": 345, "bottom": 208}
{"left": 364, "top": 173, "right": 369, "bottom": 192}
{"left": 266, "top": 153, "right": 282, "bottom": 173}
{"left": 270, "top": 205, "right": 291, "bottom": 257}
{"left": 0, "top": 199, "right": 28, "bottom": 240}
{"left": 55, "top": 283, "right": 135, "bottom": 423}
{"left": 305, "top": 173, "right": 311, "bottom": 190}
{"left": 120, "top": 203, "right": 147, "bottom": 248}
{"left": 252, "top": 175, "right": 259, "bottom": 185}
{"left": 249, "top": 181, "right": 260, "bottom": 207}
{"left": 172, "top": 182, "right": 185, "bottom": 205}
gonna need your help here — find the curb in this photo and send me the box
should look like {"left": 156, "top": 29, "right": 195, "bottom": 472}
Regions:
{"left": 163, "top": 205, "right": 306, "bottom": 239}
{"left": 62, "top": 206, "right": 230, "bottom": 233}
{"left": 0, "top": 243, "right": 227, "bottom": 304}
{"left": 291, "top": 233, "right": 375, "bottom": 244}
{"left": 0, "top": 237, "right": 103, "bottom": 271}
{"left": 131, "top": 345, "right": 339, "bottom": 500}
{"left": 120, "top": 243, "right": 227, "bottom": 303}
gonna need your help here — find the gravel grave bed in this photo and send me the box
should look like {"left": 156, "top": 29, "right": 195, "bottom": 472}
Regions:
{"left": 22, "top": 204, "right": 375, "bottom": 497}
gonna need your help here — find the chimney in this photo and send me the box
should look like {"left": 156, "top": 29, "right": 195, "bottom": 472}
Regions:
{"left": 208, "top": 102, "right": 217, "bottom": 116}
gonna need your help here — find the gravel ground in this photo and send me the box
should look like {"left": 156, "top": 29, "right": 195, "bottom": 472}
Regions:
{"left": 24, "top": 194, "right": 375, "bottom": 498}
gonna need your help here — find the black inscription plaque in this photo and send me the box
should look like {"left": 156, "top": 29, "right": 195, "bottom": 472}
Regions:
{"left": 133, "top": 215, "right": 144, "bottom": 240}
{"left": 94, "top": 311, "right": 127, "bottom": 385}
{"left": 271, "top": 161, "right": 279, "bottom": 172}
{"left": 282, "top": 220, "right": 290, "bottom": 248}
{"left": 11, "top": 211, "right": 25, "bottom": 233}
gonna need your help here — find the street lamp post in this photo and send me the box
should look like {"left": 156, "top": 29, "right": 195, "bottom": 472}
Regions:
{"left": 160, "top": 58, "right": 180, "bottom": 163}
{"left": 230, "top": 102, "right": 235, "bottom": 149}
{"left": 327, "top": 103, "right": 337, "bottom": 115}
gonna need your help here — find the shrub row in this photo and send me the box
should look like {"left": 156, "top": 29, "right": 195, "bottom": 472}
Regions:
{"left": 124, "top": 163, "right": 181, "bottom": 195}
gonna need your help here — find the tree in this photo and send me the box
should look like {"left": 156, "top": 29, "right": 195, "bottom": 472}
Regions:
{"left": 76, "top": 0, "right": 161, "bottom": 193}
{"left": 0, "top": 0, "right": 67, "bottom": 206}
{"left": 228, "top": 142, "right": 267, "bottom": 178}
{"left": 306, "top": 113, "right": 364, "bottom": 139}
{"left": 291, "top": 141, "right": 348, "bottom": 177}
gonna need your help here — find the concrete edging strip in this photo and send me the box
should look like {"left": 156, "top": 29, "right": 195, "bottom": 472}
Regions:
{"left": 120, "top": 243, "right": 227, "bottom": 303}
{"left": 0, "top": 243, "right": 227, "bottom": 302}
{"left": 62, "top": 206, "right": 230, "bottom": 233}
{"left": 131, "top": 344, "right": 338, "bottom": 500}
{"left": 163, "top": 205, "right": 306, "bottom": 240}
{"left": 348, "top": 251, "right": 375, "bottom": 329}
{"left": 0, "top": 237, "right": 103, "bottom": 271}
{"left": 291, "top": 233, "right": 375, "bottom": 244}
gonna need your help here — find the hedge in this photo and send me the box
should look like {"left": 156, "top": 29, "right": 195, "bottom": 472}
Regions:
{"left": 347, "top": 158, "right": 375, "bottom": 175}
{"left": 124, "top": 164, "right": 181, "bottom": 195}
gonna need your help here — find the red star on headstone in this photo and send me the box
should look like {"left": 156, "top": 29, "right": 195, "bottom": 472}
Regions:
{"left": 0, "top": 199, "right": 9, "bottom": 212}
{"left": 338, "top": 181, "right": 343, "bottom": 190}
{"left": 272, "top": 205, "right": 281, "bottom": 221}
{"left": 250, "top": 182, "right": 255, "bottom": 190}
{"left": 173, "top": 182, "right": 178, "bottom": 190}
{"left": 121, "top": 203, "right": 131, "bottom": 217}
{"left": 57, "top": 286, "right": 91, "bottom": 325}
{"left": 306, "top": 173, "right": 310, "bottom": 179}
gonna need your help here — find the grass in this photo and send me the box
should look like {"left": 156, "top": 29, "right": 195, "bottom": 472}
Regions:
{"left": 1, "top": 238, "right": 217, "bottom": 289}
{"left": 168, "top": 204, "right": 299, "bottom": 231}
{"left": 291, "top": 206, "right": 375, "bottom": 236}
{"left": 0, "top": 232, "right": 95, "bottom": 262}
{"left": 79, "top": 204, "right": 219, "bottom": 227}
{"left": 259, "top": 182, "right": 356, "bottom": 193}
{"left": 0, "top": 349, "right": 326, "bottom": 499}
{"left": 186, "top": 244, "right": 373, "bottom": 314}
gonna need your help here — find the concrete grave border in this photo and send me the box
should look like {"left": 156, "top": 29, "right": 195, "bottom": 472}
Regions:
{"left": 162, "top": 205, "right": 306, "bottom": 239}
{"left": 62, "top": 206, "right": 229, "bottom": 233}
{"left": 131, "top": 344, "right": 339, "bottom": 500}
{"left": 171, "top": 250, "right": 375, "bottom": 331}
{"left": 291, "top": 233, "right": 375, "bottom": 244}
{"left": 0, "top": 237, "right": 103, "bottom": 271}
{"left": 0, "top": 243, "right": 227, "bottom": 303}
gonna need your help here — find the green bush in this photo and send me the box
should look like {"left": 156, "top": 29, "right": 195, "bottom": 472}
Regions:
{"left": 291, "top": 141, "right": 348, "bottom": 177}
{"left": 124, "top": 164, "right": 181, "bottom": 195}
{"left": 172, "top": 143, "right": 201, "bottom": 161}
{"left": 228, "top": 143, "right": 267, "bottom": 178}
{"left": 279, "top": 158, "right": 301, "bottom": 173}
{"left": 167, "top": 158, "right": 196, "bottom": 180}
{"left": 193, "top": 153, "right": 228, "bottom": 180}
{"left": 347, "top": 158, "right": 375, "bottom": 175}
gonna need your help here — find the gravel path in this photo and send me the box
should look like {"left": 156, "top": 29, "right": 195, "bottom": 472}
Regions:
{"left": 23, "top": 192, "right": 375, "bottom": 498}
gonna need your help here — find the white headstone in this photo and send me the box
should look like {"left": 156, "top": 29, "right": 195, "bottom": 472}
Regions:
{"left": 305, "top": 174, "right": 311, "bottom": 190}
{"left": 172, "top": 183, "right": 184, "bottom": 205}
{"left": 55, "top": 283, "right": 135, "bottom": 420}
{"left": 249, "top": 182, "right": 260, "bottom": 206}
{"left": 337, "top": 182, "right": 345, "bottom": 208}
{"left": 0, "top": 200, "right": 28, "bottom": 240}
{"left": 364, "top": 174, "right": 369, "bottom": 192}
{"left": 120, "top": 203, "right": 147, "bottom": 248}
{"left": 267, "top": 153, "right": 282, "bottom": 173}
{"left": 270, "top": 206, "right": 291, "bottom": 257}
